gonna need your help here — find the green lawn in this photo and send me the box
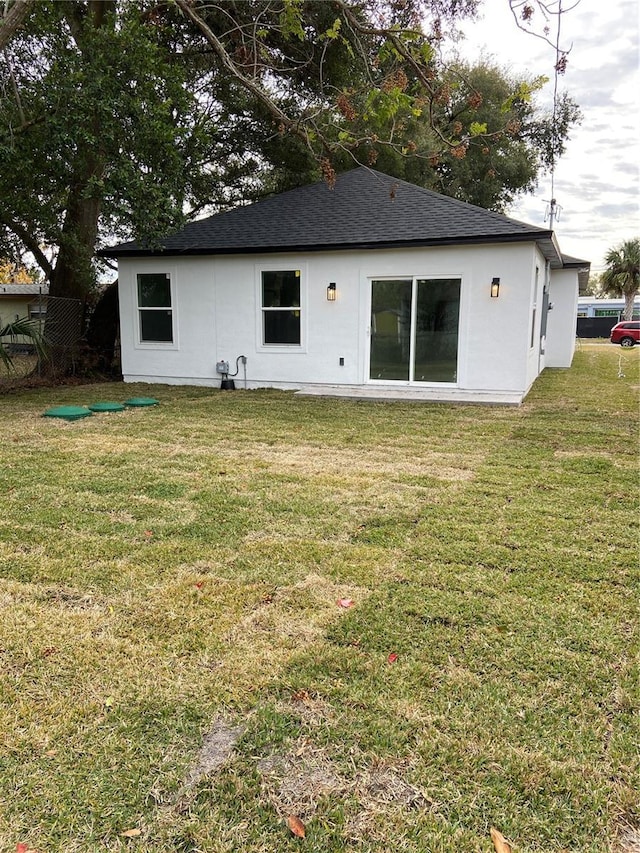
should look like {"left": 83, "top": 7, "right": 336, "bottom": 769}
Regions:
{"left": 1, "top": 343, "right": 638, "bottom": 852}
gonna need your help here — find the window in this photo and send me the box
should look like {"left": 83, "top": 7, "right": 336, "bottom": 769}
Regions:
{"left": 261, "top": 270, "right": 300, "bottom": 345}
{"left": 137, "top": 273, "right": 173, "bottom": 343}
{"left": 29, "top": 302, "right": 46, "bottom": 322}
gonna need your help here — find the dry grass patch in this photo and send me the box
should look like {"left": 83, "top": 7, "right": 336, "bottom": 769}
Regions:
{"left": 612, "top": 821, "right": 640, "bottom": 853}
{"left": 257, "top": 738, "right": 432, "bottom": 840}
{"left": 344, "top": 761, "right": 434, "bottom": 843}
{"left": 258, "top": 739, "right": 344, "bottom": 821}
{"left": 219, "top": 440, "right": 482, "bottom": 481}
{"left": 176, "top": 716, "right": 246, "bottom": 805}
{"left": 222, "top": 573, "right": 370, "bottom": 690}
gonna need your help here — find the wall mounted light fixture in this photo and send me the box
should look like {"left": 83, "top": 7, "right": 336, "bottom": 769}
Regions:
{"left": 327, "top": 282, "right": 337, "bottom": 301}
{"left": 490, "top": 277, "right": 500, "bottom": 298}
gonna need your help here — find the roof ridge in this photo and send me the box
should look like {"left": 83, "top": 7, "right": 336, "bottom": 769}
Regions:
{"left": 362, "top": 167, "right": 551, "bottom": 234}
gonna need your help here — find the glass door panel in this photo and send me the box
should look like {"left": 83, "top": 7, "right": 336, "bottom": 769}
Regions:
{"left": 370, "top": 279, "right": 412, "bottom": 380}
{"left": 414, "top": 279, "right": 460, "bottom": 382}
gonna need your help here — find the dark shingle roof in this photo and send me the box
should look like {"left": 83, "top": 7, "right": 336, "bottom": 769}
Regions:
{"left": 101, "top": 167, "right": 565, "bottom": 265}
{"left": 560, "top": 253, "right": 591, "bottom": 267}
{"left": 561, "top": 253, "right": 591, "bottom": 290}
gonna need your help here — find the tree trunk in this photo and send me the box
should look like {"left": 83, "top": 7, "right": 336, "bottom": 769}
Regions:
{"left": 44, "top": 182, "right": 103, "bottom": 376}
{"left": 623, "top": 289, "right": 636, "bottom": 321}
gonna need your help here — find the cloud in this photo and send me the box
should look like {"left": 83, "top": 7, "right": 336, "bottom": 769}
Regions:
{"left": 591, "top": 202, "right": 640, "bottom": 218}
{"left": 611, "top": 160, "right": 640, "bottom": 176}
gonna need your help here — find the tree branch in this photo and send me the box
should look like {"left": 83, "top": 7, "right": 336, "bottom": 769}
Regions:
{"left": 0, "top": 0, "right": 34, "bottom": 51}
{"left": 174, "top": 0, "right": 330, "bottom": 157}
{"left": 3, "top": 51, "right": 25, "bottom": 125}
{"left": 507, "top": 0, "right": 575, "bottom": 60}
{"left": 0, "top": 212, "right": 53, "bottom": 278}
{"left": 334, "top": 0, "right": 461, "bottom": 151}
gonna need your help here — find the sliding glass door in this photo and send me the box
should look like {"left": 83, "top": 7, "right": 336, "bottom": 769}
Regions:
{"left": 370, "top": 278, "right": 460, "bottom": 383}
{"left": 414, "top": 278, "right": 460, "bottom": 382}
{"left": 369, "top": 279, "right": 412, "bottom": 381}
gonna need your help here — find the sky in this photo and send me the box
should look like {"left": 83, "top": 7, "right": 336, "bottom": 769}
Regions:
{"left": 451, "top": 0, "right": 640, "bottom": 270}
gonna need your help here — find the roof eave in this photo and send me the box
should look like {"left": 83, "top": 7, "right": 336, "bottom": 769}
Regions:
{"left": 99, "top": 231, "right": 555, "bottom": 259}
{"left": 537, "top": 232, "right": 564, "bottom": 269}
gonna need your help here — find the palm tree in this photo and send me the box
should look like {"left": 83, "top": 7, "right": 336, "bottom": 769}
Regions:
{"left": 601, "top": 238, "right": 640, "bottom": 321}
{"left": 0, "top": 315, "right": 48, "bottom": 372}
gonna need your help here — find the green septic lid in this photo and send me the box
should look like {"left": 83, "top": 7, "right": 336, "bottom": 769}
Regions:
{"left": 88, "top": 401, "right": 126, "bottom": 413}
{"left": 124, "top": 397, "right": 159, "bottom": 407}
{"left": 43, "top": 405, "right": 93, "bottom": 421}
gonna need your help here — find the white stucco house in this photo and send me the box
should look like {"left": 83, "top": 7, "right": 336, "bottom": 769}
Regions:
{"left": 101, "top": 168, "right": 589, "bottom": 404}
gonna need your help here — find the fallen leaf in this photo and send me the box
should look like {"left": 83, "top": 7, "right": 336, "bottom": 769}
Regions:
{"left": 490, "top": 827, "right": 512, "bottom": 853}
{"left": 292, "top": 689, "right": 311, "bottom": 703}
{"left": 144, "top": 530, "right": 153, "bottom": 537}
{"left": 337, "top": 598, "right": 354, "bottom": 608}
{"left": 121, "top": 828, "right": 142, "bottom": 838}
{"left": 194, "top": 581, "right": 204, "bottom": 589}
{"left": 387, "top": 652, "right": 398, "bottom": 664}
{"left": 16, "top": 844, "right": 35, "bottom": 853}
{"left": 286, "top": 814, "right": 306, "bottom": 838}
{"left": 104, "top": 696, "right": 115, "bottom": 709}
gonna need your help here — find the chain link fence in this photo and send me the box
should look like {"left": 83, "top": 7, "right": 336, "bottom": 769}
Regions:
{"left": 41, "top": 295, "right": 85, "bottom": 376}
{"left": 0, "top": 294, "right": 84, "bottom": 385}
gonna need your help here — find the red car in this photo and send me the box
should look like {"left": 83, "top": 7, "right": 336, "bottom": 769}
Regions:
{"left": 610, "top": 320, "right": 640, "bottom": 347}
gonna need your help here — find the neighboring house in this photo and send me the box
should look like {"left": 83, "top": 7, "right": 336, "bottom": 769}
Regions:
{"left": 0, "top": 283, "right": 48, "bottom": 351}
{"left": 101, "top": 168, "right": 589, "bottom": 404}
{"left": 0, "top": 283, "right": 48, "bottom": 327}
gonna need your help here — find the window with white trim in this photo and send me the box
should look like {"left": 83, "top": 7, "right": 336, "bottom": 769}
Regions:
{"left": 137, "top": 273, "right": 173, "bottom": 343}
{"left": 261, "top": 269, "right": 301, "bottom": 345}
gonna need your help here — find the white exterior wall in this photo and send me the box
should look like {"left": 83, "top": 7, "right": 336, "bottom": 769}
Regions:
{"left": 118, "top": 241, "right": 544, "bottom": 399}
{"left": 546, "top": 268, "right": 579, "bottom": 367}
{"left": 0, "top": 295, "right": 31, "bottom": 325}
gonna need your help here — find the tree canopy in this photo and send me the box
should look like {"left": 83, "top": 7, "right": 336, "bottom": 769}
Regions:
{"left": 0, "top": 257, "right": 41, "bottom": 283}
{"left": 600, "top": 238, "right": 640, "bottom": 321}
{"left": 332, "top": 61, "right": 580, "bottom": 211}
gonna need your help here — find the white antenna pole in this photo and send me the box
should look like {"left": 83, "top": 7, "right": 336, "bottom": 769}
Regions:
{"left": 548, "top": 0, "right": 563, "bottom": 229}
